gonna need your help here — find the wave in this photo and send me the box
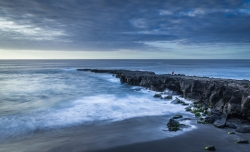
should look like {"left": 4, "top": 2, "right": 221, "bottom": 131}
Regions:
{"left": 0, "top": 93, "right": 189, "bottom": 140}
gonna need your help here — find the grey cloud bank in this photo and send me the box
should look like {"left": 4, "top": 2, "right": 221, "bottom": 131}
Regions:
{"left": 0, "top": 0, "right": 250, "bottom": 58}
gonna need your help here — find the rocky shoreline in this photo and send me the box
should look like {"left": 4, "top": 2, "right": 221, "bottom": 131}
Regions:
{"left": 78, "top": 69, "right": 250, "bottom": 134}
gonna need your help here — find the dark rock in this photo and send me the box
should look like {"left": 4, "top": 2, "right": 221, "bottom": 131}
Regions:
{"left": 242, "top": 96, "right": 250, "bottom": 108}
{"left": 195, "top": 112, "right": 201, "bottom": 117}
{"left": 164, "top": 95, "right": 172, "bottom": 99}
{"left": 199, "top": 116, "right": 205, "bottom": 121}
{"left": 192, "top": 108, "right": 204, "bottom": 113}
{"left": 197, "top": 120, "right": 203, "bottom": 124}
{"left": 209, "top": 91, "right": 221, "bottom": 106}
{"left": 167, "top": 120, "right": 190, "bottom": 131}
{"left": 226, "top": 118, "right": 242, "bottom": 129}
{"left": 172, "top": 115, "right": 183, "bottom": 119}
{"left": 204, "top": 114, "right": 221, "bottom": 123}
{"left": 204, "top": 145, "right": 215, "bottom": 151}
{"left": 235, "top": 139, "right": 249, "bottom": 144}
{"left": 214, "top": 99, "right": 225, "bottom": 112}
{"left": 228, "top": 132, "right": 235, "bottom": 134}
{"left": 241, "top": 96, "right": 250, "bottom": 116}
{"left": 210, "top": 109, "right": 222, "bottom": 116}
{"left": 236, "top": 125, "right": 250, "bottom": 133}
{"left": 171, "top": 98, "right": 181, "bottom": 104}
{"left": 168, "top": 127, "right": 179, "bottom": 131}
{"left": 213, "top": 119, "right": 226, "bottom": 128}
{"left": 185, "top": 107, "right": 192, "bottom": 111}
{"left": 177, "top": 74, "right": 185, "bottom": 76}
{"left": 223, "top": 89, "right": 232, "bottom": 101}
{"left": 227, "top": 103, "right": 241, "bottom": 116}
{"left": 167, "top": 119, "right": 180, "bottom": 127}
{"left": 229, "top": 94, "right": 242, "bottom": 104}
{"left": 226, "top": 122, "right": 237, "bottom": 129}
{"left": 193, "top": 101, "right": 201, "bottom": 104}
{"left": 154, "top": 94, "right": 162, "bottom": 98}
{"left": 221, "top": 113, "right": 229, "bottom": 121}
{"left": 213, "top": 113, "right": 229, "bottom": 128}
{"left": 167, "top": 119, "right": 180, "bottom": 131}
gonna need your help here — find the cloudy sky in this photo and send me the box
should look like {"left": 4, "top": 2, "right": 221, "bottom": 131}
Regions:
{"left": 0, "top": 0, "right": 250, "bottom": 59}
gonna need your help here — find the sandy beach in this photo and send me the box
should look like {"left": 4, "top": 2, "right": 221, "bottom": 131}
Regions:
{"left": 92, "top": 121, "right": 250, "bottom": 152}
{"left": 0, "top": 115, "right": 249, "bottom": 152}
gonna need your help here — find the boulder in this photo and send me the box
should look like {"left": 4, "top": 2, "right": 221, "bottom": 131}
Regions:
{"left": 213, "top": 119, "right": 226, "bottom": 128}
{"left": 204, "top": 145, "right": 215, "bottom": 151}
{"left": 213, "top": 113, "right": 229, "bottom": 128}
{"left": 235, "top": 139, "right": 249, "bottom": 144}
{"left": 236, "top": 125, "right": 250, "bottom": 133}
{"left": 212, "top": 109, "right": 222, "bottom": 115}
{"left": 154, "top": 94, "right": 162, "bottom": 98}
{"left": 164, "top": 95, "right": 172, "bottom": 99}
{"left": 172, "top": 115, "right": 183, "bottom": 119}
{"left": 204, "top": 114, "right": 221, "bottom": 123}
{"left": 185, "top": 107, "right": 192, "bottom": 111}
{"left": 195, "top": 112, "right": 201, "bottom": 117}
{"left": 226, "top": 118, "right": 242, "bottom": 129}
{"left": 171, "top": 98, "right": 181, "bottom": 104}
{"left": 167, "top": 119, "right": 180, "bottom": 127}
{"left": 226, "top": 122, "right": 237, "bottom": 129}
{"left": 167, "top": 119, "right": 180, "bottom": 131}
{"left": 197, "top": 120, "right": 203, "bottom": 124}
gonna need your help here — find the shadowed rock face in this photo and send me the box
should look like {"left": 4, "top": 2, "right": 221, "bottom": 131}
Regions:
{"left": 78, "top": 69, "right": 250, "bottom": 119}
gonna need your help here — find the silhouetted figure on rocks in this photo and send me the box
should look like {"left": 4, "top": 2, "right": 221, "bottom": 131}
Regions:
{"left": 172, "top": 71, "right": 174, "bottom": 75}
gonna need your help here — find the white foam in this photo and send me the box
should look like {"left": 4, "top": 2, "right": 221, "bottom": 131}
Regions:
{"left": 61, "top": 68, "right": 77, "bottom": 71}
{"left": 0, "top": 94, "right": 187, "bottom": 139}
{"left": 107, "top": 77, "right": 120, "bottom": 83}
{"left": 93, "top": 74, "right": 120, "bottom": 83}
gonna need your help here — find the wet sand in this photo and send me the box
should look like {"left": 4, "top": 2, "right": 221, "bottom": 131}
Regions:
{"left": 0, "top": 115, "right": 179, "bottom": 152}
{"left": 92, "top": 123, "right": 250, "bottom": 152}
{"left": 0, "top": 115, "right": 249, "bottom": 152}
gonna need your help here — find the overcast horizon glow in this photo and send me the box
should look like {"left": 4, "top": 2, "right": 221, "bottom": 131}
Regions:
{"left": 0, "top": 0, "right": 250, "bottom": 59}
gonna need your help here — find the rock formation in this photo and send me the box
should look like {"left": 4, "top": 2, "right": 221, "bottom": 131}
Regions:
{"left": 78, "top": 69, "right": 250, "bottom": 123}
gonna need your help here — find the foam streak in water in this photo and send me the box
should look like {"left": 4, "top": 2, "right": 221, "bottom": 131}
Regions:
{"left": 0, "top": 94, "right": 186, "bottom": 140}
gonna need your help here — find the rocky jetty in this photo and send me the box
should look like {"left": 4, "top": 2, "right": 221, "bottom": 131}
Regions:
{"left": 78, "top": 69, "right": 250, "bottom": 131}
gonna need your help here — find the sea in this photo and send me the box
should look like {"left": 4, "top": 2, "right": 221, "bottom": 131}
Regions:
{"left": 0, "top": 59, "right": 249, "bottom": 152}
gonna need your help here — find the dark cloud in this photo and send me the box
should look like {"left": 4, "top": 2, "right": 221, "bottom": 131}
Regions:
{"left": 0, "top": 0, "right": 249, "bottom": 51}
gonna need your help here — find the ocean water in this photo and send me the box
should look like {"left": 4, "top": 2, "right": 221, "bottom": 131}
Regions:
{"left": 0, "top": 59, "right": 249, "bottom": 151}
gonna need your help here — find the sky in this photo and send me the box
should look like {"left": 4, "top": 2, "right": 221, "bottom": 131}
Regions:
{"left": 0, "top": 0, "right": 250, "bottom": 59}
